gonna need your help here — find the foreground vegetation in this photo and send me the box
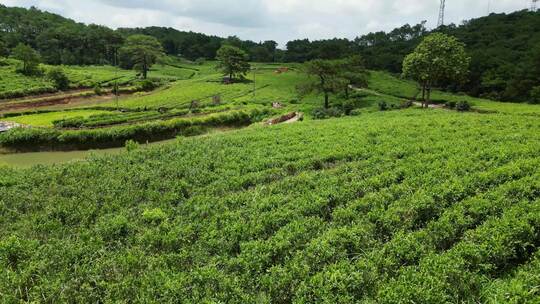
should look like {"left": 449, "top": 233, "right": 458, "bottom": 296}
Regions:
{"left": 1, "top": 108, "right": 540, "bottom": 302}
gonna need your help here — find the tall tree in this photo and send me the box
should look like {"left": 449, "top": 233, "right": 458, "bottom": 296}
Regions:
{"left": 262, "top": 40, "right": 278, "bottom": 61}
{"left": 402, "top": 33, "right": 470, "bottom": 107}
{"left": 337, "top": 55, "right": 369, "bottom": 98}
{"left": 216, "top": 45, "right": 251, "bottom": 81}
{"left": 251, "top": 46, "right": 272, "bottom": 62}
{"left": 298, "top": 59, "right": 344, "bottom": 109}
{"left": 119, "top": 35, "right": 164, "bottom": 79}
{"left": 11, "top": 43, "right": 40, "bottom": 75}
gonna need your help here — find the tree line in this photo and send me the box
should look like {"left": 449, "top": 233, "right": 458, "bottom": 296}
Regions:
{"left": 1, "top": 4, "right": 539, "bottom": 102}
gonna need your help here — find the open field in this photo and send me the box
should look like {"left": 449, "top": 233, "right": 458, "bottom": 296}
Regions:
{"left": 0, "top": 62, "right": 334, "bottom": 150}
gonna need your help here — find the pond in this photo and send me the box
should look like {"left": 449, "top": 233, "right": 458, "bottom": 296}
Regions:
{"left": 0, "top": 138, "right": 177, "bottom": 168}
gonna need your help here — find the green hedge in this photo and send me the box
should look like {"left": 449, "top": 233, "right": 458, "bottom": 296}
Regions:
{"left": 0, "top": 86, "right": 57, "bottom": 99}
{"left": 0, "top": 108, "right": 269, "bottom": 151}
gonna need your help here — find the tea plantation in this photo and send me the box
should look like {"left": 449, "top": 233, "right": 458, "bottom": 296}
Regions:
{"left": 1, "top": 107, "right": 540, "bottom": 302}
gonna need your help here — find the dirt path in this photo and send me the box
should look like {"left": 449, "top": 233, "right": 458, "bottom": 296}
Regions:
{"left": 0, "top": 94, "right": 121, "bottom": 113}
{"left": 283, "top": 113, "right": 303, "bottom": 123}
{"left": 412, "top": 102, "right": 445, "bottom": 109}
{"left": 354, "top": 87, "right": 447, "bottom": 110}
{"left": 266, "top": 112, "right": 303, "bottom": 125}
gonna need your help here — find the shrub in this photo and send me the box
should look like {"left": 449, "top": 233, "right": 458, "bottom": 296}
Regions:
{"left": 350, "top": 109, "right": 362, "bottom": 116}
{"left": 53, "top": 116, "right": 85, "bottom": 128}
{"left": 378, "top": 101, "right": 389, "bottom": 111}
{"left": 93, "top": 84, "right": 103, "bottom": 96}
{"left": 138, "top": 79, "right": 157, "bottom": 92}
{"left": 195, "top": 58, "right": 206, "bottom": 65}
{"left": 456, "top": 101, "right": 471, "bottom": 112}
{"left": 46, "top": 67, "right": 70, "bottom": 90}
{"left": 96, "top": 215, "right": 132, "bottom": 242}
{"left": 400, "top": 100, "right": 413, "bottom": 109}
{"left": 529, "top": 86, "right": 540, "bottom": 104}
{"left": 0, "top": 108, "right": 266, "bottom": 150}
{"left": 125, "top": 139, "right": 140, "bottom": 152}
{"left": 312, "top": 107, "right": 343, "bottom": 120}
{"left": 446, "top": 101, "right": 457, "bottom": 109}
{"left": 327, "top": 107, "right": 344, "bottom": 117}
{"left": 142, "top": 208, "right": 168, "bottom": 224}
{"left": 342, "top": 100, "right": 355, "bottom": 115}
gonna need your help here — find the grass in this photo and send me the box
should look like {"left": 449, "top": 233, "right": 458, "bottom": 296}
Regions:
{"left": 1, "top": 108, "right": 540, "bottom": 302}
{"left": 3, "top": 62, "right": 538, "bottom": 152}
{"left": 368, "top": 70, "right": 540, "bottom": 115}
{"left": 5, "top": 109, "right": 110, "bottom": 127}
{"left": 0, "top": 58, "right": 197, "bottom": 100}
{"left": 0, "top": 60, "right": 56, "bottom": 98}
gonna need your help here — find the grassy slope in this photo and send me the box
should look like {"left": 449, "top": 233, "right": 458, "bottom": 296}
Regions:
{"left": 0, "top": 58, "right": 196, "bottom": 99}
{"left": 368, "top": 70, "right": 540, "bottom": 115}
{"left": 0, "top": 63, "right": 391, "bottom": 128}
{"left": 1, "top": 107, "right": 540, "bottom": 302}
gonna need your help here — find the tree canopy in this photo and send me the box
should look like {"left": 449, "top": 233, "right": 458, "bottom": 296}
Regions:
{"left": 298, "top": 59, "right": 342, "bottom": 109}
{"left": 0, "top": 39, "right": 8, "bottom": 57}
{"left": 11, "top": 43, "right": 40, "bottom": 75}
{"left": 119, "top": 35, "right": 164, "bottom": 79}
{"left": 216, "top": 45, "right": 251, "bottom": 81}
{"left": 1, "top": 5, "right": 540, "bottom": 102}
{"left": 403, "top": 33, "right": 470, "bottom": 107}
{"left": 337, "top": 56, "right": 369, "bottom": 98}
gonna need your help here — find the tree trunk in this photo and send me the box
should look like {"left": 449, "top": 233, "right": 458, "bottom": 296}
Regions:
{"left": 324, "top": 92, "right": 329, "bottom": 109}
{"left": 426, "top": 86, "right": 431, "bottom": 108}
{"left": 142, "top": 56, "right": 148, "bottom": 79}
{"left": 421, "top": 84, "right": 426, "bottom": 107}
{"left": 345, "top": 85, "right": 350, "bottom": 99}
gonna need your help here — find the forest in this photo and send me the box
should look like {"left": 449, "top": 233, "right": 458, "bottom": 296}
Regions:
{"left": 1, "top": 5, "right": 539, "bottom": 102}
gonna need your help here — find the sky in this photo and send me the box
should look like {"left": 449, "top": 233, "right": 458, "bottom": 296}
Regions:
{"left": 0, "top": 0, "right": 531, "bottom": 47}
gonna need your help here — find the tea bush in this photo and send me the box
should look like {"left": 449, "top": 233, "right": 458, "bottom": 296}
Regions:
{"left": 1, "top": 110, "right": 540, "bottom": 302}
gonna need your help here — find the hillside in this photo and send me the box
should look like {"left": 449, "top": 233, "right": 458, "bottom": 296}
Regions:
{"left": 1, "top": 105, "right": 540, "bottom": 302}
{"left": 354, "top": 10, "right": 540, "bottom": 102}
{"left": 2, "top": 5, "right": 540, "bottom": 103}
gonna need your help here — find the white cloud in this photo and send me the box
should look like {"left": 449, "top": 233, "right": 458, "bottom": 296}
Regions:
{"left": 0, "top": 0, "right": 529, "bottom": 46}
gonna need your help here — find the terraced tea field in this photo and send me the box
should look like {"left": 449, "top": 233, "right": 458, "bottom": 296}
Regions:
{"left": 1, "top": 107, "right": 540, "bottom": 303}
{"left": 2, "top": 58, "right": 540, "bottom": 303}
{"left": 0, "top": 61, "right": 360, "bottom": 151}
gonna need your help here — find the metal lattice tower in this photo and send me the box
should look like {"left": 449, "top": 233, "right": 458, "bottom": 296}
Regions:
{"left": 532, "top": 0, "right": 538, "bottom": 11}
{"left": 438, "top": 0, "right": 446, "bottom": 27}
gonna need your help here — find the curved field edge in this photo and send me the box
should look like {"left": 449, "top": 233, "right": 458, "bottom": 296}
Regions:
{"left": 0, "top": 108, "right": 271, "bottom": 151}
{"left": 1, "top": 109, "right": 540, "bottom": 303}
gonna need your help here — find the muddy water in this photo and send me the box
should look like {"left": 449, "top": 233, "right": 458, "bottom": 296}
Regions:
{"left": 0, "top": 138, "right": 177, "bottom": 168}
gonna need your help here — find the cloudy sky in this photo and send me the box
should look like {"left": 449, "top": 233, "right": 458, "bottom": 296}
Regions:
{"left": 0, "top": 0, "right": 530, "bottom": 46}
